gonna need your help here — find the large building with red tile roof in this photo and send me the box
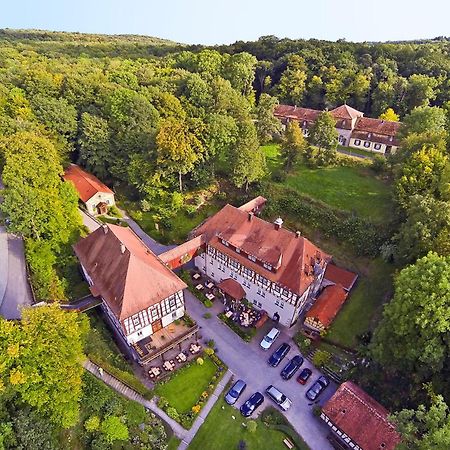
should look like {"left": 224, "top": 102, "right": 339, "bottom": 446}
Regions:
{"left": 321, "top": 381, "right": 402, "bottom": 450}
{"left": 274, "top": 104, "right": 401, "bottom": 155}
{"left": 74, "top": 224, "right": 186, "bottom": 346}
{"left": 63, "top": 164, "right": 115, "bottom": 215}
{"left": 188, "top": 203, "right": 331, "bottom": 327}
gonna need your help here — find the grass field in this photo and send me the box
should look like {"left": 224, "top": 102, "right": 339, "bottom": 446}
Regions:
{"left": 189, "top": 399, "right": 309, "bottom": 450}
{"left": 154, "top": 357, "right": 217, "bottom": 413}
{"left": 326, "top": 258, "right": 394, "bottom": 348}
{"left": 262, "top": 144, "right": 392, "bottom": 222}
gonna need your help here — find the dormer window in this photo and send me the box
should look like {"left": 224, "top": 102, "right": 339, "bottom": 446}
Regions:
{"left": 248, "top": 254, "right": 256, "bottom": 262}
{"left": 221, "top": 239, "right": 229, "bottom": 247}
{"left": 236, "top": 248, "right": 241, "bottom": 254}
{"left": 263, "top": 262, "right": 272, "bottom": 271}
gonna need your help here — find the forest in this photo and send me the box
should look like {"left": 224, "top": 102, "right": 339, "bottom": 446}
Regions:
{"left": 1, "top": 29, "right": 450, "bottom": 448}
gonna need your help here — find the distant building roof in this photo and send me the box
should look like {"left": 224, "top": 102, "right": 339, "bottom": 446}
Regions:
{"left": 330, "top": 104, "right": 364, "bottom": 120}
{"left": 238, "top": 196, "right": 267, "bottom": 214}
{"left": 73, "top": 224, "right": 186, "bottom": 324}
{"left": 324, "top": 264, "right": 358, "bottom": 291}
{"left": 217, "top": 278, "right": 246, "bottom": 300}
{"left": 63, "top": 164, "right": 114, "bottom": 203}
{"left": 305, "top": 284, "right": 348, "bottom": 330}
{"left": 322, "top": 381, "right": 401, "bottom": 450}
{"left": 352, "top": 117, "right": 402, "bottom": 146}
{"left": 274, "top": 105, "right": 321, "bottom": 124}
{"left": 191, "top": 203, "right": 330, "bottom": 297}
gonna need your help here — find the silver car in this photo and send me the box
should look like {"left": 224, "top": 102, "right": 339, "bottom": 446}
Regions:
{"left": 225, "top": 379, "right": 247, "bottom": 405}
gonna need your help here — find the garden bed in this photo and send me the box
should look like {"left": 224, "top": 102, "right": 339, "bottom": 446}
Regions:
{"left": 218, "top": 313, "right": 257, "bottom": 342}
{"left": 154, "top": 352, "right": 227, "bottom": 429}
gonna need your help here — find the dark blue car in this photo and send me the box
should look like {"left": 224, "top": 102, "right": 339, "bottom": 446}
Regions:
{"left": 240, "top": 392, "right": 264, "bottom": 417}
{"left": 281, "top": 355, "right": 304, "bottom": 380}
{"left": 268, "top": 343, "right": 291, "bottom": 367}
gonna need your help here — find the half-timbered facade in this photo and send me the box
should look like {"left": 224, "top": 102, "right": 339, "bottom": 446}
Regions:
{"left": 190, "top": 204, "right": 330, "bottom": 327}
{"left": 321, "top": 381, "right": 401, "bottom": 450}
{"left": 74, "top": 224, "right": 187, "bottom": 346}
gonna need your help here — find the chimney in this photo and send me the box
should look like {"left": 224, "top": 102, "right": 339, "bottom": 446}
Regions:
{"left": 102, "top": 224, "right": 108, "bottom": 234}
{"left": 295, "top": 231, "right": 301, "bottom": 238}
{"left": 248, "top": 212, "right": 254, "bottom": 221}
{"left": 120, "top": 243, "right": 126, "bottom": 254}
{"left": 274, "top": 217, "right": 283, "bottom": 230}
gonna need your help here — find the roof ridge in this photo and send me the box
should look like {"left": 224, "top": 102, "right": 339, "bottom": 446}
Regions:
{"left": 71, "top": 164, "right": 111, "bottom": 198}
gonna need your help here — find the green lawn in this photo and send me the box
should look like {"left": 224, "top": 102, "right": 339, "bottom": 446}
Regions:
{"left": 154, "top": 357, "right": 217, "bottom": 413}
{"left": 261, "top": 143, "right": 282, "bottom": 172}
{"left": 337, "top": 144, "right": 376, "bottom": 159}
{"left": 167, "top": 436, "right": 181, "bottom": 450}
{"left": 262, "top": 144, "right": 392, "bottom": 222}
{"left": 189, "top": 399, "right": 309, "bottom": 450}
{"left": 326, "top": 258, "right": 394, "bottom": 348}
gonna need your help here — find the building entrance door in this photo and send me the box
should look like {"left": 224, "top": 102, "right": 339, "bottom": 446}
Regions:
{"left": 152, "top": 319, "right": 163, "bottom": 333}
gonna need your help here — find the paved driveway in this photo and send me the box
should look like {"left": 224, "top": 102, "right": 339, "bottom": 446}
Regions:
{"left": 0, "top": 229, "right": 33, "bottom": 319}
{"left": 185, "top": 291, "right": 335, "bottom": 450}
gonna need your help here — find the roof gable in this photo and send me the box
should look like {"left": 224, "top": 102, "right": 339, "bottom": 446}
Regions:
{"left": 73, "top": 224, "right": 186, "bottom": 321}
{"left": 330, "top": 104, "right": 364, "bottom": 120}
{"left": 306, "top": 284, "right": 348, "bottom": 328}
{"left": 323, "top": 381, "right": 401, "bottom": 450}
{"left": 63, "top": 164, "right": 114, "bottom": 203}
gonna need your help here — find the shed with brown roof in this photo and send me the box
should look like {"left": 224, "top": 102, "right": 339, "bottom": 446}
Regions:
{"left": 324, "top": 264, "right": 358, "bottom": 292}
{"left": 304, "top": 284, "right": 348, "bottom": 332}
{"left": 321, "top": 381, "right": 401, "bottom": 450}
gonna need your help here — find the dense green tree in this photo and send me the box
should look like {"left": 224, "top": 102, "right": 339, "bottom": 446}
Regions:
{"left": 222, "top": 52, "right": 257, "bottom": 98}
{"left": 307, "top": 111, "right": 338, "bottom": 166}
{"left": 156, "top": 117, "right": 203, "bottom": 191}
{"left": 254, "top": 93, "right": 281, "bottom": 143}
{"left": 280, "top": 121, "right": 306, "bottom": 171}
{"left": 278, "top": 55, "right": 307, "bottom": 105}
{"left": 405, "top": 74, "right": 438, "bottom": 110}
{"left": 401, "top": 105, "right": 448, "bottom": 137}
{"left": 100, "top": 416, "right": 129, "bottom": 444}
{"left": 394, "top": 147, "right": 447, "bottom": 209}
{"left": 371, "top": 252, "right": 450, "bottom": 381}
{"left": 0, "top": 305, "right": 88, "bottom": 428}
{"left": 229, "top": 120, "right": 266, "bottom": 190}
{"left": 393, "top": 389, "right": 450, "bottom": 450}
{"left": 78, "top": 112, "right": 111, "bottom": 179}
{"left": 379, "top": 108, "right": 399, "bottom": 122}
{"left": 394, "top": 195, "right": 450, "bottom": 263}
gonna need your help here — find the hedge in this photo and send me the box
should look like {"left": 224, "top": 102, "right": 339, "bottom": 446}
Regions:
{"left": 218, "top": 313, "right": 256, "bottom": 342}
{"left": 87, "top": 354, "right": 153, "bottom": 400}
{"left": 262, "top": 185, "right": 392, "bottom": 257}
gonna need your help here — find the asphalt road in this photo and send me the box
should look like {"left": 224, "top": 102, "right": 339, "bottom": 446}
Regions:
{"left": 0, "top": 229, "right": 33, "bottom": 319}
{"left": 185, "top": 291, "right": 335, "bottom": 450}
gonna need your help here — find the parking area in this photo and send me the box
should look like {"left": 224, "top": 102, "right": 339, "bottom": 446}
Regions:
{"left": 186, "top": 290, "right": 336, "bottom": 450}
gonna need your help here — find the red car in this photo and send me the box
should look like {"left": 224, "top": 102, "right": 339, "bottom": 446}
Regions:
{"left": 296, "top": 368, "right": 312, "bottom": 385}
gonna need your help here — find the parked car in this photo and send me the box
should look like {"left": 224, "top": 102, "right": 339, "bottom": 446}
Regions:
{"left": 225, "top": 379, "right": 247, "bottom": 405}
{"left": 260, "top": 327, "right": 280, "bottom": 350}
{"left": 240, "top": 392, "right": 264, "bottom": 417}
{"left": 265, "top": 385, "right": 292, "bottom": 411}
{"left": 305, "top": 376, "right": 330, "bottom": 401}
{"left": 281, "top": 355, "right": 304, "bottom": 380}
{"left": 296, "top": 368, "right": 312, "bottom": 385}
{"left": 268, "top": 343, "right": 291, "bottom": 367}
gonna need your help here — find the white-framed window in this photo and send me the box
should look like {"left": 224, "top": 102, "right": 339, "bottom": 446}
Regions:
{"left": 354, "top": 139, "right": 361, "bottom": 146}
{"left": 374, "top": 143, "right": 382, "bottom": 150}
{"left": 211, "top": 272, "right": 215, "bottom": 278}
{"left": 247, "top": 254, "right": 256, "bottom": 262}
{"left": 210, "top": 258, "right": 213, "bottom": 265}
{"left": 257, "top": 301, "right": 262, "bottom": 308}
{"left": 221, "top": 239, "right": 229, "bottom": 247}
{"left": 236, "top": 248, "right": 241, "bottom": 254}
{"left": 364, "top": 141, "right": 370, "bottom": 148}
{"left": 200, "top": 253, "right": 205, "bottom": 259}
{"left": 263, "top": 262, "right": 272, "bottom": 271}
{"left": 172, "top": 312, "right": 177, "bottom": 319}
{"left": 261, "top": 290, "right": 265, "bottom": 298}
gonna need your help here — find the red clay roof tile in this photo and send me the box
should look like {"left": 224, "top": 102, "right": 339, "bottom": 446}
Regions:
{"left": 324, "top": 264, "right": 358, "bottom": 291}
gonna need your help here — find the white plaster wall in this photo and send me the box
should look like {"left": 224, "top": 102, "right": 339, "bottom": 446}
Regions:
{"left": 162, "top": 306, "right": 184, "bottom": 327}
{"left": 336, "top": 128, "right": 352, "bottom": 146}
{"left": 196, "top": 253, "right": 300, "bottom": 327}
{"left": 348, "top": 138, "right": 387, "bottom": 154}
{"left": 85, "top": 192, "right": 115, "bottom": 215}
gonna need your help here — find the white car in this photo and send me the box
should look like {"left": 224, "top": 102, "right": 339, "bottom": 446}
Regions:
{"left": 260, "top": 327, "right": 280, "bottom": 350}
{"left": 266, "top": 385, "right": 292, "bottom": 411}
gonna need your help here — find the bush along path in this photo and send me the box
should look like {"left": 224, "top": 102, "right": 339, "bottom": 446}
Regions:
{"left": 83, "top": 359, "right": 232, "bottom": 448}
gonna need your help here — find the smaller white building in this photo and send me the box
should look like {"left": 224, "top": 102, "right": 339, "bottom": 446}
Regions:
{"left": 63, "top": 164, "right": 115, "bottom": 215}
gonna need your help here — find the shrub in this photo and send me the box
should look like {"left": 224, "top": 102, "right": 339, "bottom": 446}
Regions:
{"left": 185, "top": 204, "right": 197, "bottom": 217}
{"left": 312, "top": 350, "right": 331, "bottom": 368}
{"left": 271, "top": 169, "right": 287, "bottom": 183}
{"left": 371, "top": 155, "right": 387, "bottom": 174}
{"left": 157, "top": 396, "right": 169, "bottom": 409}
{"left": 196, "top": 357, "right": 204, "bottom": 365}
{"left": 166, "top": 407, "right": 180, "bottom": 421}
{"left": 247, "top": 420, "right": 257, "bottom": 433}
{"left": 108, "top": 205, "right": 122, "bottom": 217}
{"left": 132, "top": 210, "right": 143, "bottom": 221}
{"left": 203, "top": 312, "right": 212, "bottom": 319}
{"left": 204, "top": 299, "right": 213, "bottom": 308}
{"left": 207, "top": 339, "right": 215, "bottom": 348}
{"left": 100, "top": 416, "right": 129, "bottom": 444}
{"left": 313, "top": 405, "right": 322, "bottom": 417}
{"left": 294, "top": 333, "right": 312, "bottom": 353}
{"left": 84, "top": 415, "right": 100, "bottom": 432}
{"left": 125, "top": 401, "right": 146, "bottom": 427}
{"left": 204, "top": 347, "right": 214, "bottom": 356}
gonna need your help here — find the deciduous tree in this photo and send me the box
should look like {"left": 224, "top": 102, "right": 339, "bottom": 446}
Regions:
{"left": 280, "top": 121, "right": 306, "bottom": 171}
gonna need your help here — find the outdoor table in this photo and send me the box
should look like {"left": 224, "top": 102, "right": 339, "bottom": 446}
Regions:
{"left": 195, "top": 284, "right": 204, "bottom": 290}
{"left": 225, "top": 311, "right": 233, "bottom": 318}
{"left": 205, "top": 282, "right": 214, "bottom": 289}
{"left": 206, "top": 293, "right": 215, "bottom": 301}
{"left": 193, "top": 273, "right": 201, "bottom": 280}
